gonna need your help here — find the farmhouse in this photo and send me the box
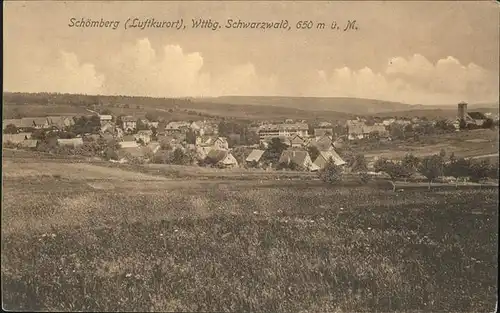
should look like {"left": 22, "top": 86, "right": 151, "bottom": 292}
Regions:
{"left": 278, "top": 150, "right": 315, "bottom": 171}
{"left": 313, "top": 150, "right": 346, "bottom": 169}
{"left": 57, "top": 138, "right": 84, "bottom": 147}
{"left": 206, "top": 149, "right": 239, "bottom": 168}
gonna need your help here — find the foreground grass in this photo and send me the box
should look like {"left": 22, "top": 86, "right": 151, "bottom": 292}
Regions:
{"left": 2, "top": 183, "right": 498, "bottom": 312}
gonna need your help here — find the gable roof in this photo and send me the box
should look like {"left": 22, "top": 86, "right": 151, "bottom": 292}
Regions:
{"left": 315, "top": 150, "right": 346, "bottom": 166}
{"left": 311, "top": 135, "right": 334, "bottom": 150}
{"left": 166, "top": 121, "right": 190, "bottom": 130}
{"left": 468, "top": 112, "right": 487, "bottom": 120}
{"left": 246, "top": 149, "right": 265, "bottom": 162}
{"left": 122, "top": 116, "right": 136, "bottom": 122}
{"left": 46, "top": 116, "right": 74, "bottom": 127}
{"left": 278, "top": 150, "right": 311, "bottom": 166}
{"left": 57, "top": 138, "right": 84, "bottom": 146}
{"left": 3, "top": 133, "right": 32, "bottom": 143}
{"left": 207, "top": 149, "right": 228, "bottom": 162}
{"left": 314, "top": 128, "right": 333, "bottom": 136}
{"left": 137, "top": 130, "right": 153, "bottom": 136}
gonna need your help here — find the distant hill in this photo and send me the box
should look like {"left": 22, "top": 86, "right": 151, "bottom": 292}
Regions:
{"left": 3, "top": 92, "right": 498, "bottom": 122}
{"left": 195, "top": 96, "right": 499, "bottom": 115}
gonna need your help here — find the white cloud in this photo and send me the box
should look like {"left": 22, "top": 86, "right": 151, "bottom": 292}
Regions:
{"left": 6, "top": 41, "right": 498, "bottom": 105}
{"left": 12, "top": 51, "right": 104, "bottom": 94}
{"left": 312, "top": 53, "right": 498, "bottom": 104}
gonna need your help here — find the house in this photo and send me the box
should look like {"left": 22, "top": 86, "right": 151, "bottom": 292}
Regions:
{"left": 46, "top": 116, "right": 75, "bottom": 129}
{"left": 245, "top": 149, "right": 265, "bottom": 166}
{"left": 318, "top": 122, "right": 333, "bottom": 128}
{"left": 146, "top": 121, "right": 159, "bottom": 129}
{"left": 119, "top": 135, "right": 138, "bottom": 148}
{"left": 134, "top": 130, "right": 153, "bottom": 144}
{"left": 466, "top": 112, "right": 488, "bottom": 127}
{"left": 190, "top": 121, "right": 202, "bottom": 133}
{"left": 146, "top": 142, "right": 161, "bottom": 155}
{"left": 206, "top": 149, "right": 239, "bottom": 168}
{"left": 213, "top": 137, "right": 229, "bottom": 150}
{"left": 122, "top": 116, "right": 137, "bottom": 132}
{"left": 348, "top": 123, "right": 387, "bottom": 140}
{"left": 195, "top": 135, "right": 214, "bottom": 146}
{"left": 3, "top": 133, "right": 32, "bottom": 144}
{"left": 457, "top": 102, "right": 489, "bottom": 127}
{"left": 98, "top": 115, "right": 113, "bottom": 125}
{"left": 310, "top": 135, "right": 335, "bottom": 151}
{"left": 314, "top": 128, "right": 333, "bottom": 137}
{"left": 278, "top": 150, "right": 315, "bottom": 171}
{"left": 165, "top": 121, "right": 191, "bottom": 134}
{"left": 100, "top": 122, "right": 115, "bottom": 134}
{"left": 57, "top": 138, "right": 84, "bottom": 147}
{"left": 15, "top": 117, "right": 50, "bottom": 130}
{"left": 258, "top": 123, "right": 309, "bottom": 139}
{"left": 194, "top": 146, "right": 213, "bottom": 160}
{"left": 288, "top": 134, "right": 308, "bottom": 148}
{"left": 313, "top": 150, "right": 346, "bottom": 170}
{"left": 382, "top": 119, "right": 396, "bottom": 126}
{"left": 191, "top": 120, "right": 219, "bottom": 136}
{"left": 119, "top": 141, "right": 161, "bottom": 162}
{"left": 18, "top": 139, "right": 39, "bottom": 149}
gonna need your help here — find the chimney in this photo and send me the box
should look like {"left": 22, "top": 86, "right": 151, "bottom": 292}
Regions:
{"left": 458, "top": 102, "right": 467, "bottom": 121}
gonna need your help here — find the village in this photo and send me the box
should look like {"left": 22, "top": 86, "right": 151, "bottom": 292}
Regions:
{"left": 2, "top": 101, "right": 498, "bottom": 178}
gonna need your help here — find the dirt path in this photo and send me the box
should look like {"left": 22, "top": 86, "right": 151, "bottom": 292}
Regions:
{"left": 469, "top": 153, "right": 499, "bottom": 159}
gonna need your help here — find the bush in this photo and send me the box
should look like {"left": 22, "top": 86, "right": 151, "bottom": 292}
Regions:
{"left": 318, "top": 158, "right": 343, "bottom": 184}
{"left": 359, "top": 172, "right": 371, "bottom": 184}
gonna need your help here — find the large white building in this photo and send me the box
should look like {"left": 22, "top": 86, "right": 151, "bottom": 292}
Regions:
{"left": 258, "top": 123, "right": 309, "bottom": 139}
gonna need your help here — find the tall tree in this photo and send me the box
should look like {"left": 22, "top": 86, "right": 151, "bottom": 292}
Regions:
{"left": 419, "top": 155, "right": 444, "bottom": 190}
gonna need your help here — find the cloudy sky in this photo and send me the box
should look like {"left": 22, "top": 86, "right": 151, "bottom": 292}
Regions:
{"left": 4, "top": 1, "right": 499, "bottom": 105}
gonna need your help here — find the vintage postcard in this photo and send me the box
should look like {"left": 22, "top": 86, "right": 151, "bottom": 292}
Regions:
{"left": 2, "top": 1, "right": 499, "bottom": 312}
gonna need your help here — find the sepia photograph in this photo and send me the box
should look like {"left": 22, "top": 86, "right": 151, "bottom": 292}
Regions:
{"left": 2, "top": 1, "right": 499, "bottom": 312}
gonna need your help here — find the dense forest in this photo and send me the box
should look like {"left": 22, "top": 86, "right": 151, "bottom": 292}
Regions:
{"left": 3, "top": 92, "right": 193, "bottom": 108}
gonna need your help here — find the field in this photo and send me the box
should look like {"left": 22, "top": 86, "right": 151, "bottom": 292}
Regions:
{"left": 360, "top": 129, "right": 499, "bottom": 161}
{"left": 2, "top": 151, "right": 498, "bottom": 312}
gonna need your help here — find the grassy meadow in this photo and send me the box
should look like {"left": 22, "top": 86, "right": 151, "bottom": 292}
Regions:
{"left": 2, "top": 153, "right": 499, "bottom": 312}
